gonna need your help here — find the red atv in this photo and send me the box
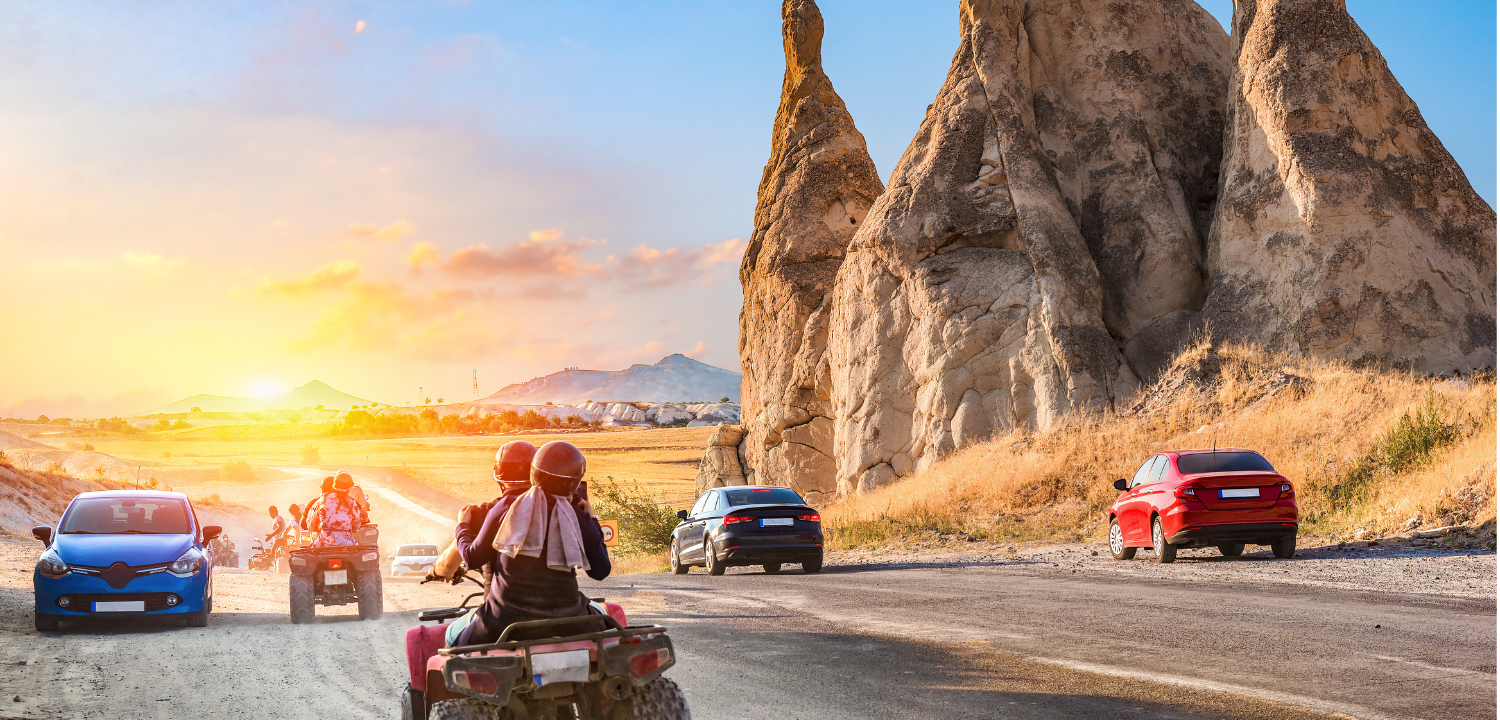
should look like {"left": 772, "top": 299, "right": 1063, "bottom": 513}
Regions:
{"left": 402, "top": 575, "right": 689, "bottom": 719}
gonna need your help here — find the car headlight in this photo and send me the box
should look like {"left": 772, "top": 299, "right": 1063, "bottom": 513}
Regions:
{"left": 37, "top": 548, "right": 69, "bottom": 578}
{"left": 169, "top": 548, "right": 204, "bottom": 577}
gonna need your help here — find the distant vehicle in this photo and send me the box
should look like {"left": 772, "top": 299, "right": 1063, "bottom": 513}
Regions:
{"left": 389, "top": 543, "right": 440, "bottom": 577}
{"left": 1108, "top": 449, "right": 1298, "bottom": 563}
{"left": 669, "top": 487, "right": 822, "bottom": 575}
{"left": 287, "top": 524, "right": 383, "bottom": 623}
{"left": 31, "top": 490, "right": 219, "bottom": 631}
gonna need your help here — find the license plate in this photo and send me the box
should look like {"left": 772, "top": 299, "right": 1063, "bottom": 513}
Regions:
{"left": 1220, "top": 488, "right": 1261, "bottom": 499}
{"left": 760, "top": 518, "right": 793, "bottom": 527}
{"left": 94, "top": 600, "right": 144, "bottom": 612}
{"left": 531, "top": 649, "right": 590, "bottom": 685}
{"left": 324, "top": 569, "right": 348, "bottom": 585}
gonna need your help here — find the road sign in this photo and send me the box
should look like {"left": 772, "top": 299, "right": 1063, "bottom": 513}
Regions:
{"left": 599, "top": 519, "right": 619, "bottom": 547}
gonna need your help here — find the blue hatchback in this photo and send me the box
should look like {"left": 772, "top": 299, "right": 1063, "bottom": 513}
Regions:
{"left": 32, "top": 490, "right": 219, "bottom": 631}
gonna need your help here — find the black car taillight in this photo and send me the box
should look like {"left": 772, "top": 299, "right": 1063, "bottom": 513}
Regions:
{"left": 724, "top": 514, "right": 755, "bottom": 525}
{"left": 798, "top": 513, "right": 820, "bottom": 522}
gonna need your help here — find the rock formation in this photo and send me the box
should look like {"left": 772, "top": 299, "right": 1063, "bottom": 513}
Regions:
{"left": 736, "top": 0, "right": 885, "bottom": 504}
{"left": 1193, "top": 0, "right": 1497, "bottom": 372}
{"left": 695, "top": 425, "right": 748, "bottom": 495}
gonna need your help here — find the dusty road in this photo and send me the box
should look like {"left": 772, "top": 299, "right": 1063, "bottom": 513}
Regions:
{"left": 1, "top": 532, "right": 1492, "bottom": 720}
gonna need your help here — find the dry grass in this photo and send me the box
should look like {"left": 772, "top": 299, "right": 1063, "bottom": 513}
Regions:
{"left": 824, "top": 338, "right": 1496, "bottom": 550}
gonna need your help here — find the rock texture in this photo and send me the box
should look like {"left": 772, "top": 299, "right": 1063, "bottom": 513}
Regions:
{"left": 1193, "top": 0, "right": 1497, "bottom": 373}
{"left": 736, "top": 0, "right": 885, "bottom": 504}
{"left": 695, "top": 425, "right": 748, "bottom": 495}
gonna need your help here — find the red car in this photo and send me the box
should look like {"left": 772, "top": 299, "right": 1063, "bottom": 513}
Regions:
{"left": 1107, "top": 449, "right": 1298, "bottom": 563}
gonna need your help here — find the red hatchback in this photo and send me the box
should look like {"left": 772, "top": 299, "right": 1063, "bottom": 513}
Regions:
{"left": 1107, "top": 449, "right": 1298, "bottom": 563}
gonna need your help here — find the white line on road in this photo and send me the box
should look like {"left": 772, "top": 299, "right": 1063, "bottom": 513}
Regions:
{"left": 368, "top": 486, "right": 454, "bottom": 527}
{"left": 1369, "top": 654, "right": 1479, "bottom": 676}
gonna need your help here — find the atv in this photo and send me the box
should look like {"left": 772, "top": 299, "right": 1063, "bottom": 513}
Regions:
{"left": 287, "top": 539, "right": 384, "bottom": 623}
{"left": 246, "top": 537, "right": 275, "bottom": 571}
{"left": 401, "top": 574, "right": 689, "bottom": 720}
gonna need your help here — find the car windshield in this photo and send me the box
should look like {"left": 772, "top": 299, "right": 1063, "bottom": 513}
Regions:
{"left": 1177, "top": 452, "right": 1276, "bottom": 474}
{"left": 722, "top": 488, "right": 804, "bottom": 506}
{"left": 61, "top": 497, "right": 191, "bottom": 535}
{"left": 398, "top": 545, "right": 438, "bottom": 556}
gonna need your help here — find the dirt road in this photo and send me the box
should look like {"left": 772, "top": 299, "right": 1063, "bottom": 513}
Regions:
{"left": 2, "top": 531, "right": 1491, "bottom": 720}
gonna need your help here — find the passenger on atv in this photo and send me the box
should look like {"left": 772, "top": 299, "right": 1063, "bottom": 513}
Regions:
{"left": 309, "top": 472, "right": 365, "bottom": 547}
{"left": 433, "top": 441, "right": 612, "bottom": 647}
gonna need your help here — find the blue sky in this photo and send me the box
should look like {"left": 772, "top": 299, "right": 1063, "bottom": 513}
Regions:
{"left": 0, "top": 1, "right": 1493, "bottom": 416}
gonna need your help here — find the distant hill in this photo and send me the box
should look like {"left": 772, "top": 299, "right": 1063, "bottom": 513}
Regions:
{"left": 136, "top": 381, "right": 376, "bottom": 416}
{"left": 481, "top": 354, "right": 741, "bottom": 405}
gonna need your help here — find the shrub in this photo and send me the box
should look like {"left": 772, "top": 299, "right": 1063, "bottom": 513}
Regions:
{"left": 151, "top": 418, "right": 172, "bottom": 431}
{"left": 44, "top": 460, "right": 66, "bottom": 475}
{"left": 299, "top": 444, "right": 321, "bottom": 465}
{"left": 171, "top": 420, "right": 192, "bottom": 430}
{"left": 221, "top": 459, "right": 255, "bottom": 484}
{"left": 591, "top": 476, "right": 680, "bottom": 556}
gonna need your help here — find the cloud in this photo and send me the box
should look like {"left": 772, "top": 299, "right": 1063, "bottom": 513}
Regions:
{"left": 605, "top": 237, "right": 746, "bottom": 289}
{"left": 297, "top": 280, "right": 508, "bottom": 361}
{"left": 529, "top": 229, "right": 562, "bottom": 241}
{"left": 121, "top": 251, "right": 185, "bottom": 275}
{"left": 685, "top": 340, "right": 707, "bottom": 358}
{"left": 256, "top": 260, "right": 362, "bottom": 296}
{"left": 407, "top": 242, "right": 440, "bottom": 271}
{"left": 354, "top": 19, "right": 367, "bottom": 35}
{"left": 347, "top": 218, "right": 415, "bottom": 243}
{"left": 439, "top": 235, "right": 603, "bottom": 279}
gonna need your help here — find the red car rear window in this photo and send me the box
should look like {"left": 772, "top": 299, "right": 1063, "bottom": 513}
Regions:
{"left": 1177, "top": 452, "right": 1275, "bottom": 474}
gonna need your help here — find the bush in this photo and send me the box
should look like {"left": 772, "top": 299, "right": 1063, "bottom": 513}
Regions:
{"left": 151, "top": 418, "right": 172, "bottom": 431}
{"left": 171, "top": 419, "right": 192, "bottom": 430}
{"left": 221, "top": 459, "right": 255, "bottom": 484}
{"left": 591, "top": 476, "right": 680, "bottom": 556}
{"left": 299, "top": 444, "right": 321, "bottom": 465}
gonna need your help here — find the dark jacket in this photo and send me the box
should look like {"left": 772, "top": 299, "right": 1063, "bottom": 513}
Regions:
{"left": 454, "top": 492, "right": 610, "bottom": 645}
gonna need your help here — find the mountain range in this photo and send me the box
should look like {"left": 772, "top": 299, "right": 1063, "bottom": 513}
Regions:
{"left": 479, "top": 354, "right": 741, "bottom": 405}
{"left": 137, "top": 381, "right": 375, "bottom": 416}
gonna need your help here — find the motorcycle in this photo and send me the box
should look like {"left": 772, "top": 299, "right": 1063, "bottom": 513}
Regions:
{"left": 401, "top": 571, "right": 689, "bottom": 720}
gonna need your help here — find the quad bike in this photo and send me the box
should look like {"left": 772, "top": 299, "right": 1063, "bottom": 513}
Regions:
{"left": 287, "top": 524, "right": 383, "bottom": 624}
{"left": 401, "top": 572, "right": 689, "bottom": 720}
{"left": 209, "top": 534, "right": 239, "bottom": 568}
{"left": 246, "top": 537, "right": 275, "bottom": 571}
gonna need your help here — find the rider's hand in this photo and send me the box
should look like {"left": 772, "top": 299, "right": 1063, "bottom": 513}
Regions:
{"left": 573, "top": 496, "right": 595, "bottom": 516}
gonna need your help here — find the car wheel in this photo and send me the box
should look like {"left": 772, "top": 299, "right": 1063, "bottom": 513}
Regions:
{"left": 620, "top": 676, "right": 690, "bottom": 720}
{"left": 1151, "top": 517, "right": 1177, "bottom": 564}
{"left": 184, "top": 608, "right": 208, "bottom": 628}
{"left": 763, "top": 563, "right": 781, "bottom": 574}
{"left": 803, "top": 554, "right": 823, "bottom": 574}
{"left": 670, "top": 539, "right": 689, "bottom": 575}
{"left": 1271, "top": 535, "right": 1296, "bottom": 558}
{"left": 704, "top": 538, "right": 725, "bottom": 576}
{"left": 34, "top": 613, "right": 59, "bottom": 632}
{"left": 289, "top": 575, "right": 316, "bottom": 624}
{"left": 1109, "top": 519, "right": 1136, "bottom": 560}
{"left": 1218, "top": 543, "right": 1245, "bottom": 557}
{"left": 428, "top": 698, "right": 500, "bottom": 720}
{"left": 357, "top": 569, "right": 384, "bottom": 620}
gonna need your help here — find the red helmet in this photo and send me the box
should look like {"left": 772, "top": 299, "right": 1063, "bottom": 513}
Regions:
{"left": 530, "top": 441, "right": 586, "bottom": 497}
{"left": 494, "top": 441, "right": 538, "bottom": 491}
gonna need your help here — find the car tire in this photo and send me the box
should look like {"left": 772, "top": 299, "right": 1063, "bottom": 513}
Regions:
{"left": 34, "top": 613, "right": 59, "bottom": 632}
{"left": 622, "top": 676, "right": 691, "bottom": 720}
{"left": 803, "top": 554, "right": 823, "bottom": 574}
{"left": 428, "top": 698, "right": 499, "bottom": 720}
{"left": 357, "top": 570, "right": 384, "bottom": 620}
{"left": 763, "top": 563, "right": 781, "bottom": 574}
{"left": 1271, "top": 535, "right": 1296, "bottom": 558}
{"left": 401, "top": 684, "right": 426, "bottom": 720}
{"left": 1218, "top": 543, "right": 1245, "bottom": 557}
{"left": 289, "top": 574, "right": 316, "bottom": 624}
{"left": 670, "top": 539, "right": 689, "bottom": 575}
{"left": 1109, "top": 519, "right": 1136, "bottom": 560}
{"left": 1151, "top": 517, "right": 1177, "bottom": 564}
{"left": 704, "top": 538, "right": 725, "bottom": 576}
{"left": 184, "top": 608, "right": 208, "bottom": 628}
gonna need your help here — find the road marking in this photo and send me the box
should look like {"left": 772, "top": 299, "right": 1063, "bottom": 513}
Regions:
{"left": 367, "top": 487, "right": 454, "bottom": 527}
{"left": 1368, "top": 654, "right": 1478, "bottom": 675}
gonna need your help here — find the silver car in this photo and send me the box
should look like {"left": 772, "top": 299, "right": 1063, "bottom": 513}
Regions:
{"left": 388, "top": 543, "right": 439, "bottom": 577}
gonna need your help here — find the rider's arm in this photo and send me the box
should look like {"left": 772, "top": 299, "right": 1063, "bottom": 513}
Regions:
{"left": 572, "top": 504, "right": 611, "bottom": 581}
{"left": 431, "top": 540, "right": 463, "bottom": 579}
{"left": 456, "top": 499, "right": 507, "bottom": 570}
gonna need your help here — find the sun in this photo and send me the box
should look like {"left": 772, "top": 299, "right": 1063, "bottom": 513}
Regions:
{"left": 245, "top": 379, "right": 289, "bottom": 398}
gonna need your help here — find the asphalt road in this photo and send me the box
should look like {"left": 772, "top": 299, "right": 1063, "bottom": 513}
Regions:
{"left": 2, "top": 540, "right": 1492, "bottom": 720}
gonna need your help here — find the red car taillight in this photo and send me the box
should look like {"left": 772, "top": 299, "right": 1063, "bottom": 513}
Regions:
{"left": 724, "top": 514, "right": 755, "bottom": 525}
{"left": 798, "top": 513, "right": 820, "bottom": 522}
{"left": 1174, "top": 486, "right": 1201, "bottom": 502}
{"left": 1278, "top": 483, "right": 1294, "bottom": 499}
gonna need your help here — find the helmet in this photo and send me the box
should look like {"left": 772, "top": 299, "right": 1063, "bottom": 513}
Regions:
{"left": 334, "top": 471, "right": 354, "bottom": 490}
{"left": 530, "top": 441, "right": 586, "bottom": 497}
{"left": 321, "top": 476, "right": 335, "bottom": 492}
{"left": 494, "top": 441, "right": 538, "bottom": 491}
{"left": 288, "top": 504, "right": 302, "bottom": 518}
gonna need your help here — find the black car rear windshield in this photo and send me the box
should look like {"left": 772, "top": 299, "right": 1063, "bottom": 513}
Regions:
{"left": 723, "top": 488, "right": 804, "bottom": 507}
{"left": 1177, "top": 452, "right": 1275, "bottom": 475}
{"left": 398, "top": 545, "right": 438, "bottom": 556}
{"left": 61, "top": 497, "right": 191, "bottom": 535}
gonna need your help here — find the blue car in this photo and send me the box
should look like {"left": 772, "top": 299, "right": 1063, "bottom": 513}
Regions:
{"left": 31, "top": 490, "right": 219, "bottom": 631}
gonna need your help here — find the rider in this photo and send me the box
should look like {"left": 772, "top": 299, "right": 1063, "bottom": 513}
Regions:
{"left": 302, "top": 476, "right": 335, "bottom": 533}
{"left": 265, "top": 506, "right": 287, "bottom": 557}
{"left": 309, "top": 472, "right": 365, "bottom": 547}
{"left": 447, "top": 441, "right": 611, "bottom": 646}
{"left": 430, "top": 441, "right": 538, "bottom": 585}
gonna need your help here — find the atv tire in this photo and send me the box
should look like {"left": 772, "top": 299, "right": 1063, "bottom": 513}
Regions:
{"left": 357, "top": 570, "right": 384, "bottom": 620}
{"left": 428, "top": 698, "right": 500, "bottom": 720}
{"left": 289, "top": 574, "right": 316, "bottom": 624}
{"left": 400, "top": 684, "right": 425, "bottom": 720}
{"left": 625, "top": 676, "right": 691, "bottom": 720}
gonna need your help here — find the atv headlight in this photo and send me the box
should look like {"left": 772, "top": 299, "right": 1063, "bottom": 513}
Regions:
{"left": 169, "top": 548, "right": 204, "bottom": 577}
{"left": 37, "top": 548, "right": 69, "bottom": 578}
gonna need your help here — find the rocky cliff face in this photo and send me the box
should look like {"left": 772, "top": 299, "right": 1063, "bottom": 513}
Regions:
{"left": 723, "top": 0, "right": 1496, "bottom": 504}
{"left": 1194, "top": 0, "right": 1497, "bottom": 373}
{"left": 736, "top": 0, "right": 885, "bottom": 504}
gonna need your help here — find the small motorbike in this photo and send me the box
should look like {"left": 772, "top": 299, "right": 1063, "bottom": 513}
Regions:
{"left": 402, "top": 571, "right": 690, "bottom": 720}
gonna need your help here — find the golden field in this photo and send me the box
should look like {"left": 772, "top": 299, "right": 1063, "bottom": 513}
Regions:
{"left": 825, "top": 338, "right": 1497, "bottom": 550}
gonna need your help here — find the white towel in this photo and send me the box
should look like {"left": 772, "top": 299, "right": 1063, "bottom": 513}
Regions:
{"left": 492, "top": 487, "right": 590, "bottom": 573}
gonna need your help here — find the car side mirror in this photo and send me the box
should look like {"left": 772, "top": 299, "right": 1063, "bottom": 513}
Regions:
{"left": 1113, "top": 479, "right": 1129, "bottom": 491}
{"left": 201, "top": 525, "right": 222, "bottom": 543}
{"left": 676, "top": 510, "right": 689, "bottom": 521}
{"left": 31, "top": 526, "right": 52, "bottom": 547}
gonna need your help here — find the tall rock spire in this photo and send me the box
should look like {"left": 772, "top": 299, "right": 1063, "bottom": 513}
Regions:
{"left": 735, "top": 0, "right": 885, "bottom": 504}
{"left": 1199, "top": 0, "right": 1496, "bottom": 372}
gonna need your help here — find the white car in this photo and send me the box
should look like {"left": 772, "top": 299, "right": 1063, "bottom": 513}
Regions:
{"left": 388, "top": 544, "right": 440, "bottom": 577}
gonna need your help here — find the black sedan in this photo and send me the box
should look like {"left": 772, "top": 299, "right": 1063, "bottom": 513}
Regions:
{"left": 670, "top": 487, "right": 822, "bottom": 576}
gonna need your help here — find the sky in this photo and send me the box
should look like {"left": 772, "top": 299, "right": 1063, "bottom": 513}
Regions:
{"left": 0, "top": 1, "right": 1493, "bottom": 418}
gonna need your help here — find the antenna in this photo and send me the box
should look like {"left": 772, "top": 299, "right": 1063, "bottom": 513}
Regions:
{"left": 419, "top": 386, "right": 424, "bottom": 406}
{"left": 1212, "top": 427, "right": 1218, "bottom": 454}
{"left": 473, "top": 368, "right": 479, "bottom": 398}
